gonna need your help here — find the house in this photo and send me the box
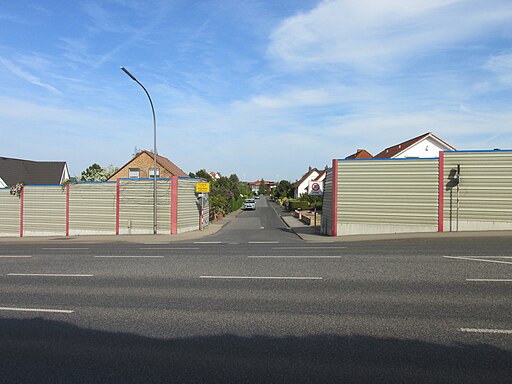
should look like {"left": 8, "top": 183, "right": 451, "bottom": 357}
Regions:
{"left": 108, "top": 150, "right": 187, "bottom": 180}
{"left": 293, "top": 167, "right": 322, "bottom": 199}
{"left": 0, "top": 156, "right": 69, "bottom": 188}
{"left": 374, "top": 132, "right": 455, "bottom": 159}
{"left": 209, "top": 171, "right": 222, "bottom": 180}
{"left": 247, "top": 180, "right": 274, "bottom": 194}
{"left": 345, "top": 149, "right": 373, "bottom": 159}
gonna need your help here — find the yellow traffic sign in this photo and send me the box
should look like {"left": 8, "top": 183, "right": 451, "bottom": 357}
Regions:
{"left": 195, "top": 182, "right": 210, "bottom": 193}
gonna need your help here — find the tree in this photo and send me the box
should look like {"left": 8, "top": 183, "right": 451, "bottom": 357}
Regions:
{"left": 80, "top": 163, "right": 118, "bottom": 181}
{"left": 193, "top": 169, "right": 213, "bottom": 182}
{"left": 191, "top": 169, "right": 246, "bottom": 220}
{"left": 258, "top": 179, "right": 267, "bottom": 196}
{"left": 274, "top": 180, "right": 293, "bottom": 200}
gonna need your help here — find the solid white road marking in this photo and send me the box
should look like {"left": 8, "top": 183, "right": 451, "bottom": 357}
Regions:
{"left": 42, "top": 248, "right": 89, "bottom": 250}
{"left": 199, "top": 275, "right": 323, "bottom": 280}
{"left": 273, "top": 247, "right": 347, "bottom": 250}
{"left": 0, "top": 307, "right": 74, "bottom": 314}
{"left": 94, "top": 256, "right": 164, "bottom": 258}
{"left": 194, "top": 242, "right": 222, "bottom": 244}
{"left": 248, "top": 241, "right": 279, "bottom": 244}
{"left": 460, "top": 328, "right": 512, "bottom": 334}
{"left": 248, "top": 256, "right": 342, "bottom": 259}
{"left": 464, "top": 256, "right": 512, "bottom": 259}
{"left": 8, "top": 273, "right": 93, "bottom": 277}
{"left": 443, "top": 256, "right": 512, "bottom": 265}
{"left": 140, "top": 247, "right": 200, "bottom": 250}
{"left": 466, "top": 279, "right": 512, "bottom": 282}
{"left": 0, "top": 256, "right": 32, "bottom": 258}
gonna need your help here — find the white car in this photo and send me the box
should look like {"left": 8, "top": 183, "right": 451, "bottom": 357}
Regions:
{"left": 242, "top": 199, "right": 256, "bottom": 210}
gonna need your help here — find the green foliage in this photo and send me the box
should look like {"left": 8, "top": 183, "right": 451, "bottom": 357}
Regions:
{"left": 80, "top": 163, "right": 118, "bottom": 181}
{"left": 191, "top": 169, "right": 213, "bottom": 182}
{"left": 288, "top": 199, "right": 310, "bottom": 211}
{"left": 258, "top": 179, "right": 267, "bottom": 196}
{"left": 298, "top": 193, "right": 322, "bottom": 207}
{"left": 274, "top": 180, "right": 293, "bottom": 200}
{"left": 191, "top": 170, "right": 245, "bottom": 221}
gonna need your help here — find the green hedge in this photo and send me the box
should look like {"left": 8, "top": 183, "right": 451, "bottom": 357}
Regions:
{"left": 288, "top": 200, "right": 310, "bottom": 211}
{"left": 230, "top": 196, "right": 243, "bottom": 212}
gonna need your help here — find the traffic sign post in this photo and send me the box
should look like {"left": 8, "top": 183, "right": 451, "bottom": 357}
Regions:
{"left": 308, "top": 181, "right": 323, "bottom": 233}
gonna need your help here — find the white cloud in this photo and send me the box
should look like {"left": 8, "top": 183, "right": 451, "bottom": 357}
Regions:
{"left": 0, "top": 57, "right": 62, "bottom": 94}
{"left": 484, "top": 53, "right": 512, "bottom": 86}
{"left": 269, "top": 0, "right": 512, "bottom": 70}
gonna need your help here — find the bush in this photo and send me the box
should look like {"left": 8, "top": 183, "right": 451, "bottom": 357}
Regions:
{"left": 230, "top": 196, "right": 243, "bottom": 212}
{"left": 288, "top": 200, "right": 310, "bottom": 211}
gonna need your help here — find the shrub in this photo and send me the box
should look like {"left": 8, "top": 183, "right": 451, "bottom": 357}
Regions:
{"left": 288, "top": 200, "right": 310, "bottom": 211}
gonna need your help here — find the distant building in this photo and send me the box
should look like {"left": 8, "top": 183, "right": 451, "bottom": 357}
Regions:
{"left": 209, "top": 171, "right": 222, "bottom": 180}
{"left": 0, "top": 156, "right": 69, "bottom": 188}
{"left": 345, "top": 149, "right": 373, "bottom": 159}
{"left": 293, "top": 167, "right": 326, "bottom": 199}
{"left": 373, "top": 132, "right": 455, "bottom": 159}
{"left": 108, "top": 150, "right": 187, "bottom": 180}
{"left": 247, "top": 180, "right": 274, "bottom": 194}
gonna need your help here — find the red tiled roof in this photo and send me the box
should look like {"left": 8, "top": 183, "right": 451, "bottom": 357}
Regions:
{"left": 313, "top": 170, "right": 326, "bottom": 181}
{"left": 247, "top": 180, "right": 273, "bottom": 185}
{"left": 373, "top": 132, "right": 455, "bottom": 158}
{"left": 145, "top": 151, "right": 187, "bottom": 177}
{"left": 345, "top": 149, "right": 373, "bottom": 159}
{"left": 293, "top": 168, "right": 319, "bottom": 188}
{"left": 109, "top": 150, "right": 187, "bottom": 180}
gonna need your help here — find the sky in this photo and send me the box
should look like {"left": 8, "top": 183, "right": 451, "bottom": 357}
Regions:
{"left": 1, "top": 0, "right": 512, "bottom": 182}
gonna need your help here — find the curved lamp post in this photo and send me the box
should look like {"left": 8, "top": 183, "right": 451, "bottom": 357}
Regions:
{"left": 120, "top": 66, "right": 158, "bottom": 235}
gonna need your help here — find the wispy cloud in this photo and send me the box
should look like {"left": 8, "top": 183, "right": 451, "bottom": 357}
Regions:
{"left": 0, "top": 57, "right": 62, "bottom": 95}
{"left": 269, "top": 0, "right": 512, "bottom": 70}
{"left": 484, "top": 53, "right": 512, "bottom": 86}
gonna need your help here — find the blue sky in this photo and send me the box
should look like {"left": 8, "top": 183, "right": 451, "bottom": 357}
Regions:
{"left": 1, "top": 0, "right": 512, "bottom": 182}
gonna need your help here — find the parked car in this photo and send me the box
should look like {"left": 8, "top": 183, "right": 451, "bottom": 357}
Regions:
{"left": 242, "top": 199, "right": 256, "bottom": 210}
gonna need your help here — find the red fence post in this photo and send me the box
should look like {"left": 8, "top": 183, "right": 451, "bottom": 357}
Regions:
{"left": 19, "top": 187, "right": 24, "bottom": 238}
{"left": 171, "top": 176, "right": 178, "bottom": 235}
{"left": 438, "top": 151, "right": 444, "bottom": 232}
{"left": 116, "top": 179, "right": 120, "bottom": 235}
{"left": 66, "top": 183, "right": 70, "bottom": 236}
{"left": 331, "top": 159, "right": 338, "bottom": 237}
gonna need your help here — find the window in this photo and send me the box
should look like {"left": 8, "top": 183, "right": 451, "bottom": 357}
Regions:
{"left": 149, "top": 168, "right": 160, "bottom": 177}
{"left": 129, "top": 168, "right": 140, "bottom": 178}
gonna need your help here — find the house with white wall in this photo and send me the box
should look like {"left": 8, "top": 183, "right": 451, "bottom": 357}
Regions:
{"left": 293, "top": 167, "right": 321, "bottom": 198}
{"left": 374, "top": 132, "right": 455, "bottom": 159}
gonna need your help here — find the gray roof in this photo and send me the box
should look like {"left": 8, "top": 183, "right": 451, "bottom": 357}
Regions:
{"left": 0, "top": 157, "right": 67, "bottom": 186}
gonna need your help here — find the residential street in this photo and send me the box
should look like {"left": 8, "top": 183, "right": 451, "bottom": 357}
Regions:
{"left": 0, "top": 198, "right": 511, "bottom": 383}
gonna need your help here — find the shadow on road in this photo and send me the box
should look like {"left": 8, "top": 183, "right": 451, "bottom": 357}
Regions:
{"left": 1, "top": 318, "right": 511, "bottom": 383}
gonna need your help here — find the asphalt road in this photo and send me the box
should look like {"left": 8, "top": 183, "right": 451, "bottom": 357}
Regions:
{"left": 0, "top": 197, "right": 511, "bottom": 383}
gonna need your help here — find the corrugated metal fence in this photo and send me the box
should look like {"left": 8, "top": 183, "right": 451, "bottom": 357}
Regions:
{"left": 323, "top": 150, "right": 512, "bottom": 236}
{"left": 0, "top": 177, "right": 207, "bottom": 237}
{"left": 443, "top": 151, "right": 512, "bottom": 232}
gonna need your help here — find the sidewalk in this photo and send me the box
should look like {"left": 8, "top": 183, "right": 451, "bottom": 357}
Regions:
{"left": 274, "top": 202, "right": 512, "bottom": 242}
{"left": 0, "top": 210, "right": 242, "bottom": 244}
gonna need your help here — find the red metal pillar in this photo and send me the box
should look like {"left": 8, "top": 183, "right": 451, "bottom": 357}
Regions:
{"left": 116, "top": 179, "right": 120, "bottom": 235}
{"left": 19, "top": 187, "right": 24, "bottom": 238}
{"left": 171, "top": 176, "right": 178, "bottom": 235}
{"left": 331, "top": 159, "right": 338, "bottom": 237}
{"left": 438, "top": 151, "right": 444, "bottom": 232}
{"left": 66, "top": 183, "right": 70, "bottom": 236}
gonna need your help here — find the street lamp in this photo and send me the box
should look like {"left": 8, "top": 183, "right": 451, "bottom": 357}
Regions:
{"left": 120, "top": 66, "right": 158, "bottom": 235}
